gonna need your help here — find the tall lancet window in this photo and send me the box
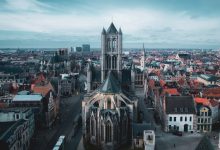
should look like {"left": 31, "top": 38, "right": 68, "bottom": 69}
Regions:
{"left": 91, "top": 116, "right": 95, "bottom": 136}
{"left": 112, "top": 38, "right": 116, "bottom": 52}
{"left": 101, "top": 123, "right": 104, "bottom": 141}
{"left": 122, "top": 116, "right": 127, "bottom": 137}
{"left": 106, "top": 121, "right": 112, "bottom": 143}
{"left": 107, "top": 39, "right": 111, "bottom": 51}
{"left": 107, "top": 98, "right": 111, "bottom": 109}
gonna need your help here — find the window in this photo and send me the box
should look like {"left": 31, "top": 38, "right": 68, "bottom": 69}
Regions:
{"left": 101, "top": 124, "right": 104, "bottom": 141}
{"left": 106, "top": 121, "right": 112, "bottom": 143}
{"left": 136, "top": 140, "right": 139, "bottom": 145}
{"left": 201, "top": 118, "right": 203, "bottom": 123}
{"left": 107, "top": 99, "right": 111, "bottom": 109}
{"left": 169, "top": 125, "right": 171, "bottom": 130}
{"left": 180, "top": 117, "right": 183, "bottom": 121}
{"left": 180, "top": 108, "right": 183, "bottom": 112}
{"left": 198, "top": 118, "right": 200, "bottom": 123}
{"left": 16, "top": 114, "right": 19, "bottom": 120}
{"left": 190, "top": 117, "right": 192, "bottom": 121}
{"left": 169, "top": 117, "right": 172, "bottom": 121}
{"left": 174, "top": 108, "right": 177, "bottom": 113}
{"left": 208, "top": 118, "right": 210, "bottom": 123}
{"left": 91, "top": 118, "right": 95, "bottom": 136}
{"left": 185, "top": 117, "right": 187, "bottom": 121}
{"left": 174, "top": 117, "right": 176, "bottom": 122}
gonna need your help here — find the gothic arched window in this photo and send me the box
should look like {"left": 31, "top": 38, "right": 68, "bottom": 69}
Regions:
{"left": 107, "top": 98, "right": 111, "bottom": 109}
{"left": 106, "top": 121, "right": 112, "bottom": 143}
{"left": 91, "top": 117, "right": 95, "bottom": 136}
{"left": 112, "top": 38, "right": 116, "bottom": 52}
{"left": 101, "top": 124, "right": 104, "bottom": 141}
{"left": 107, "top": 39, "right": 111, "bottom": 51}
{"left": 122, "top": 116, "right": 127, "bottom": 137}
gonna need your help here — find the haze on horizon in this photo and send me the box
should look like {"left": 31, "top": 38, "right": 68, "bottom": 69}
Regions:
{"left": 0, "top": 0, "right": 220, "bottom": 49}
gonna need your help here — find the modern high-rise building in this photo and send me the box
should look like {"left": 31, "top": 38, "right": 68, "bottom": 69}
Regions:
{"left": 75, "top": 47, "right": 82, "bottom": 52}
{"left": 82, "top": 44, "right": 90, "bottom": 52}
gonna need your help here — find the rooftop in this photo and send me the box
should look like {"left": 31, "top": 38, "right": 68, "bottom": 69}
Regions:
{"left": 13, "top": 94, "right": 43, "bottom": 102}
{"left": 107, "top": 22, "right": 118, "bottom": 34}
{"left": 165, "top": 96, "right": 196, "bottom": 114}
{"left": 99, "top": 71, "right": 121, "bottom": 94}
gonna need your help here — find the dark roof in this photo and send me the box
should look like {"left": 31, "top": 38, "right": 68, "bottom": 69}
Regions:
{"left": 165, "top": 96, "right": 196, "bottom": 114}
{"left": 122, "top": 69, "right": 131, "bottom": 84}
{"left": 107, "top": 22, "right": 118, "bottom": 34}
{"left": 178, "top": 54, "right": 191, "bottom": 59}
{"left": 0, "top": 122, "right": 15, "bottom": 137}
{"left": 99, "top": 71, "right": 121, "bottom": 94}
{"left": 91, "top": 66, "right": 101, "bottom": 82}
{"left": 195, "top": 136, "right": 214, "bottom": 150}
{"left": 0, "top": 119, "right": 26, "bottom": 141}
{"left": 133, "top": 123, "right": 153, "bottom": 138}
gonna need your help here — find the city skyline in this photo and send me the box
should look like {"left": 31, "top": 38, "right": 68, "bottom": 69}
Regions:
{"left": 0, "top": 0, "right": 220, "bottom": 48}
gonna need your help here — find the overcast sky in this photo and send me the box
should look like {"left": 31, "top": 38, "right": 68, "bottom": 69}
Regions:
{"left": 0, "top": 0, "right": 220, "bottom": 49}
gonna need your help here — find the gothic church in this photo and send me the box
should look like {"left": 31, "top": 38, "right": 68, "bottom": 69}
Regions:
{"left": 82, "top": 23, "right": 138, "bottom": 150}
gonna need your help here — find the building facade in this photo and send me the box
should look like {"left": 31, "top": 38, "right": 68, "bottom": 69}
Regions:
{"left": 196, "top": 105, "right": 212, "bottom": 132}
{"left": 163, "top": 96, "right": 197, "bottom": 132}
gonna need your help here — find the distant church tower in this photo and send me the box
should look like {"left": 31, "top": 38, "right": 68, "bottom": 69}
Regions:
{"left": 101, "top": 23, "right": 122, "bottom": 83}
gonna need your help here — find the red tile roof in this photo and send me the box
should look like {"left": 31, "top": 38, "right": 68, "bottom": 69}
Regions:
{"left": 32, "top": 73, "right": 46, "bottom": 84}
{"left": 203, "top": 87, "right": 220, "bottom": 98}
{"left": 32, "top": 81, "right": 54, "bottom": 97}
{"left": 163, "top": 88, "right": 179, "bottom": 95}
{"left": 194, "top": 97, "right": 210, "bottom": 106}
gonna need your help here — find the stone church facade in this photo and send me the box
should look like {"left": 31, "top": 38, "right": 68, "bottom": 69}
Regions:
{"left": 82, "top": 23, "right": 138, "bottom": 150}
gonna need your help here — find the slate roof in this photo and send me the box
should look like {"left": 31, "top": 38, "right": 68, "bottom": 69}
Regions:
{"left": 0, "top": 121, "right": 15, "bottom": 137}
{"left": 99, "top": 71, "right": 121, "bottom": 94}
{"left": 0, "top": 119, "right": 26, "bottom": 141}
{"left": 165, "top": 96, "right": 196, "bottom": 114}
{"left": 178, "top": 54, "right": 191, "bottom": 59}
{"left": 107, "top": 22, "right": 118, "bottom": 34}
{"left": 195, "top": 136, "right": 214, "bottom": 150}
{"left": 133, "top": 123, "right": 153, "bottom": 139}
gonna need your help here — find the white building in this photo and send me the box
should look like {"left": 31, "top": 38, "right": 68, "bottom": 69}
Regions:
{"left": 163, "top": 96, "right": 197, "bottom": 132}
{"left": 143, "top": 130, "right": 155, "bottom": 150}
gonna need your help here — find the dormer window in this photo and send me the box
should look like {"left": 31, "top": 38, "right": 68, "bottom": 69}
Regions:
{"left": 174, "top": 107, "right": 177, "bottom": 113}
{"left": 180, "top": 108, "right": 183, "bottom": 112}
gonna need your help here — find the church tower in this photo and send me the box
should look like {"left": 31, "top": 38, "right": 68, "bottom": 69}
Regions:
{"left": 101, "top": 22, "right": 122, "bottom": 83}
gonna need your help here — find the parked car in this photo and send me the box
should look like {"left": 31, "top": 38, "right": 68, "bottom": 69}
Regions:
{"left": 172, "top": 131, "right": 183, "bottom": 136}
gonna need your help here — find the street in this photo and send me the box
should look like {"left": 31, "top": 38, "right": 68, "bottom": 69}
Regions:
{"left": 30, "top": 93, "right": 83, "bottom": 150}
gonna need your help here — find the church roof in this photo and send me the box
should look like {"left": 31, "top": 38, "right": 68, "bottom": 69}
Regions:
{"left": 195, "top": 136, "right": 214, "bottom": 150}
{"left": 107, "top": 22, "right": 118, "bottom": 34}
{"left": 99, "top": 71, "right": 121, "bottom": 93}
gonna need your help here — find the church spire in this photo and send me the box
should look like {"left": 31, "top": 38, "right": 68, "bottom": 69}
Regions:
{"left": 102, "top": 27, "right": 106, "bottom": 35}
